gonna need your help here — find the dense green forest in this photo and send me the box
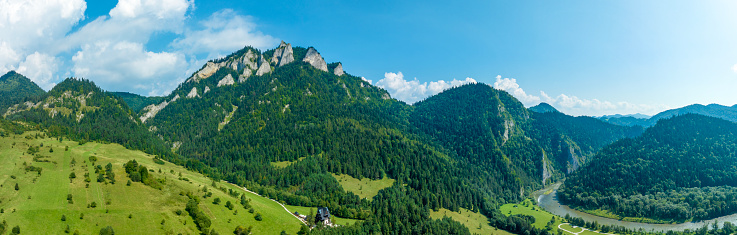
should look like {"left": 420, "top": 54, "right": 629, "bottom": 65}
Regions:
{"left": 0, "top": 71, "right": 46, "bottom": 113}
{"left": 560, "top": 114, "right": 737, "bottom": 221}
{"left": 4, "top": 78, "right": 178, "bottom": 162}
{"left": 110, "top": 91, "right": 165, "bottom": 112}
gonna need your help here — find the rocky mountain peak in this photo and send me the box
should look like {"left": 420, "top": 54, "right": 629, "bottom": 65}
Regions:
{"left": 271, "top": 41, "right": 294, "bottom": 67}
{"left": 333, "top": 62, "right": 344, "bottom": 76}
{"left": 303, "top": 47, "right": 328, "bottom": 72}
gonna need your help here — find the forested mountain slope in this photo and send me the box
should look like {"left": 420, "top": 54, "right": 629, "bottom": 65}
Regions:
{"left": 111, "top": 92, "right": 165, "bottom": 113}
{"left": 0, "top": 71, "right": 46, "bottom": 113}
{"left": 560, "top": 114, "right": 737, "bottom": 221}
{"left": 411, "top": 83, "right": 545, "bottom": 196}
{"left": 527, "top": 111, "right": 644, "bottom": 175}
{"left": 3, "top": 78, "right": 175, "bottom": 161}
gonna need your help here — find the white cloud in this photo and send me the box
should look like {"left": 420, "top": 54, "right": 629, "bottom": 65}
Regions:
{"left": 16, "top": 52, "right": 59, "bottom": 90}
{"left": 0, "top": 41, "right": 21, "bottom": 73}
{"left": 0, "top": 0, "right": 85, "bottom": 87}
{"left": 0, "top": 0, "right": 86, "bottom": 50}
{"left": 375, "top": 72, "right": 476, "bottom": 104}
{"left": 732, "top": 63, "right": 737, "bottom": 73}
{"left": 0, "top": 0, "right": 279, "bottom": 96}
{"left": 60, "top": 0, "right": 193, "bottom": 53}
{"left": 172, "top": 9, "right": 278, "bottom": 56}
{"left": 493, "top": 75, "right": 668, "bottom": 116}
{"left": 72, "top": 41, "right": 188, "bottom": 94}
{"left": 493, "top": 75, "right": 541, "bottom": 105}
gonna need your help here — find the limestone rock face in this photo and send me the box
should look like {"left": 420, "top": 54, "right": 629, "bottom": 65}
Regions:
{"left": 303, "top": 47, "right": 328, "bottom": 72}
{"left": 186, "top": 87, "right": 199, "bottom": 98}
{"left": 140, "top": 94, "right": 180, "bottom": 123}
{"left": 333, "top": 62, "right": 344, "bottom": 76}
{"left": 270, "top": 41, "right": 294, "bottom": 67}
{"left": 204, "top": 86, "right": 210, "bottom": 93}
{"left": 189, "top": 62, "right": 225, "bottom": 83}
{"left": 217, "top": 74, "right": 235, "bottom": 87}
{"left": 237, "top": 50, "right": 258, "bottom": 71}
{"left": 256, "top": 56, "right": 271, "bottom": 76}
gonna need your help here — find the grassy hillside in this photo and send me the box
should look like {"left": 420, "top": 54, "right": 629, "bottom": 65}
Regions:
{"left": 0, "top": 130, "right": 302, "bottom": 234}
{"left": 430, "top": 208, "right": 512, "bottom": 235}
{"left": 331, "top": 173, "right": 394, "bottom": 200}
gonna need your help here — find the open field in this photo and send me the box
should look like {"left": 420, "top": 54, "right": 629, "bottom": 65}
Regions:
{"left": 270, "top": 157, "right": 305, "bottom": 169}
{"left": 0, "top": 131, "right": 302, "bottom": 234}
{"left": 330, "top": 173, "right": 394, "bottom": 200}
{"left": 430, "top": 208, "right": 513, "bottom": 235}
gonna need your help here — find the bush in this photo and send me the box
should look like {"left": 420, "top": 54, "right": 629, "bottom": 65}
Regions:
{"left": 254, "top": 212, "right": 263, "bottom": 221}
{"left": 99, "top": 226, "right": 114, "bottom": 235}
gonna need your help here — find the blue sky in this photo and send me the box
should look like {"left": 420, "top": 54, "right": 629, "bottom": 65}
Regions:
{"left": 1, "top": 1, "right": 736, "bottom": 116}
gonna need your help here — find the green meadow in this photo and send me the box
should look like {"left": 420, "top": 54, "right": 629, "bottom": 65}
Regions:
{"left": 429, "top": 208, "right": 513, "bottom": 235}
{"left": 0, "top": 131, "right": 302, "bottom": 234}
{"left": 330, "top": 173, "right": 394, "bottom": 200}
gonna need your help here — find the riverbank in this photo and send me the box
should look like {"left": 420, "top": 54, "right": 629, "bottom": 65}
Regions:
{"left": 537, "top": 185, "right": 737, "bottom": 232}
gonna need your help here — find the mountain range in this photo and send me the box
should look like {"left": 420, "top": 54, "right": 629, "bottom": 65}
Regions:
{"left": 0, "top": 41, "right": 730, "bottom": 234}
{"left": 597, "top": 103, "right": 737, "bottom": 127}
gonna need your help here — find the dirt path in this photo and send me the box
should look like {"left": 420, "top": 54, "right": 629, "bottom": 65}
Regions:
{"left": 228, "top": 182, "right": 307, "bottom": 226}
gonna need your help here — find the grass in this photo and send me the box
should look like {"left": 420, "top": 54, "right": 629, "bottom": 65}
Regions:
{"left": 559, "top": 224, "right": 584, "bottom": 233}
{"left": 218, "top": 105, "right": 238, "bottom": 131}
{"left": 430, "top": 208, "right": 513, "bottom": 235}
{"left": 330, "top": 173, "right": 395, "bottom": 200}
{"left": 580, "top": 208, "right": 686, "bottom": 224}
{"left": 283, "top": 204, "right": 361, "bottom": 226}
{"left": 0, "top": 130, "right": 302, "bottom": 234}
{"left": 270, "top": 157, "right": 305, "bottom": 169}
{"left": 500, "top": 199, "right": 558, "bottom": 230}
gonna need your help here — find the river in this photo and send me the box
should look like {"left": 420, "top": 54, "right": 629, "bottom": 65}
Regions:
{"left": 537, "top": 184, "right": 737, "bottom": 232}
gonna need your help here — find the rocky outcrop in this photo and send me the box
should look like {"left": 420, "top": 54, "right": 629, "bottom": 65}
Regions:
{"left": 140, "top": 94, "right": 179, "bottom": 123}
{"left": 232, "top": 49, "right": 258, "bottom": 72}
{"left": 334, "top": 62, "right": 344, "bottom": 76}
{"left": 204, "top": 86, "right": 210, "bottom": 94}
{"left": 303, "top": 47, "right": 328, "bottom": 72}
{"left": 270, "top": 41, "right": 294, "bottom": 67}
{"left": 186, "top": 87, "right": 199, "bottom": 98}
{"left": 256, "top": 56, "right": 271, "bottom": 76}
{"left": 542, "top": 154, "right": 552, "bottom": 186}
{"left": 217, "top": 74, "right": 235, "bottom": 87}
{"left": 240, "top": 69, "right": 251, "bottom": 82}
{"left": 188, "top": 62, "right": 225, "bottom": 83}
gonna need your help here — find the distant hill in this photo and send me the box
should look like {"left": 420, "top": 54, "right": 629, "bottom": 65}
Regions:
{"left": 3, "top": 78, "right": 175, "bottom": 161}
{"left": 529, "top": 102, "right": 560, "bottom": 113}
{"left": 110, "top": 92, "right": 165, "bottom": 113}
{"left": 0, "top": 71, "right": 45, "bottom": 113}
{"left": 598, "top": 113, "right": 651, "bottom": 119}
{"left": 560, "top": 114, "right": 737, "bottom": 222}
{"left": 600, "top": 103, "right": 737, "bottom": 127}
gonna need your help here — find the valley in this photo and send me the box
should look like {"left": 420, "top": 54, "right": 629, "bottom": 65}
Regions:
{"left": 1, "top": 40, "right": 736, "bottom": 235}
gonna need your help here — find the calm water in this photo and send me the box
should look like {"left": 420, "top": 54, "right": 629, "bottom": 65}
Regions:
{"left": 538, "top": 190, "right": 737, "bottom": 232}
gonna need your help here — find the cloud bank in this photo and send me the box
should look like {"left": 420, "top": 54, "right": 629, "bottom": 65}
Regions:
{"left": 373, "top": 72, "right": 477, "bottom": 104}
{"left": 493, "top": 75, "right": 669, "bottom": 116}
{"left": 0, "top": 0, "right": 279, "bottom": 95}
